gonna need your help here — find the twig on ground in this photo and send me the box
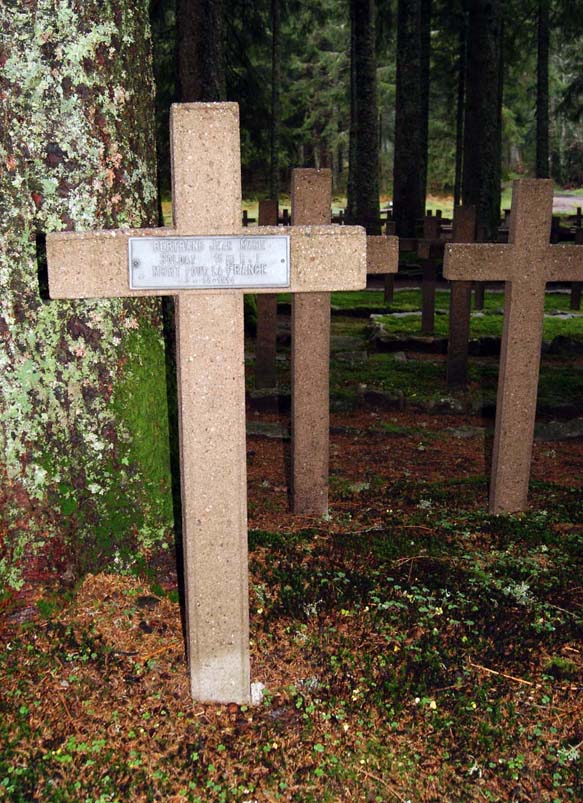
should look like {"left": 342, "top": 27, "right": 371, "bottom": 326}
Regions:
{"left": 468, "top": 660, "right": 534, "bottom": 686}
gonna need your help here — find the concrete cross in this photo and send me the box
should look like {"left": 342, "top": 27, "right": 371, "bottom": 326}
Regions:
{"left": 255, "top": 199, "right": 279, "bottom": 389}
{"left": 290, "top": 167, "right": 398, "bottom": 516}
{"left": 46, "top": 103, "right": 366, "bottom": 703}
{"left": 444, "top": 179, "right": 583, "bottom": 513}
{"left": 417, "top": 216, "right": 443, "bottom": 336}
{"left": 446, "top": 205, "right": 476, "bottom": 387}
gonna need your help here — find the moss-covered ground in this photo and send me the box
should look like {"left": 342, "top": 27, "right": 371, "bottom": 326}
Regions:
{"left": 2, "top": 285, "right": 583, "bottom": 802}
{"left": 265, "top": 288, "right": 583, "bottom": 412}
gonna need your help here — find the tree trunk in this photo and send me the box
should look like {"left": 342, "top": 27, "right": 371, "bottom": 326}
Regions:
{"left": 269, "top": 0, "right": 282, "bottom": 200}
{"left": 393, "top": 0, "right": 423, "bottom": 238}
{"left": 419, "top": 0, "right": 432, "bottom": 215}
{"left": 0, "top": 1, "right": 171, "bottom": 591}
{"left": 347, "top": 0, "right": 380, "bottom": 234}
{"left": 176, "top": 0, "right": 225, "bottom": 102}
{"left": 462, "top": 0, "right": 502, "bottom": 242}
{"left": 536, "top": 0, "right": 550, "bottom": 178}
{"left": 346, "top": 0, "right": 358, "bottom": 221}
{"left": 454, "top": 3, "right": 467, "bottom": 209}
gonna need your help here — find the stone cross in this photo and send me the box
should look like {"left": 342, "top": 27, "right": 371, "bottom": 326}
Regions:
{"left": 290, "top": 167, "right": 398, "bottom": 516}
{"left": 255, "top": 199, "right": 279, "bottom": 388}
{"left": 444, "top": 178, "right": 583, "bottom": 513}
{"left": 446, "top": 205, "right": 476, "bottom": 387}
{"left": 291, "top": 169, "right": 332, "bottom": 515}
{"left": 381, "top": 219, "right": 398, "bottom": 302}
{"left": 570, "top": 227, "right": 583, "bottom": 311}
{"left": 46, "top": 103, "right": 367, "bottom": 703}
{"left": 417, "top": 216, "right": 442, "bottom": 335}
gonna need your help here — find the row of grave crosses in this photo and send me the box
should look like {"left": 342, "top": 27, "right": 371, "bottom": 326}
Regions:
{"left": 46, "top": 103, "right": 583, "bottom": 706}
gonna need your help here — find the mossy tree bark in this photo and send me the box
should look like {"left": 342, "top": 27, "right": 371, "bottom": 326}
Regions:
{"left": 0, "top": 0, "right": 173, "bottom": 590}
{"left": 461, "top": 0, "right": 503, "bottom": 241}
{"left": 393, "top": 0, "right": 423, "bottom": 238}
{"left": 346, "top": 0, "right": 380, "bottom": 235}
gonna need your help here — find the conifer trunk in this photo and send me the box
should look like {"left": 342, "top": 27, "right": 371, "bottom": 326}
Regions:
{"left": 536, "top": 0, "right": 550, "bottom": 178}
{"left": 419, "top": 0, "right": 432, "bottom": 216}
{"left": 0, "top": 0, "right": 171, "bottom": 590}
{"left": 461, "top": 0, "right": 503, "bottom": 241}
{"left": 347, "top": 0, "right": 380, "bottom": 234}
{"left": 393, "top": 0, "right": 423, "bottom": 238}
{"left": 269, "top": 0, "right": 281, "bottom": 200}
{"left": 176, "top": 0, "right": 225, "bottom": 102}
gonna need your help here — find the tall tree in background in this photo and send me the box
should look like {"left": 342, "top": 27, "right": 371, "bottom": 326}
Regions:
{"left": 462, "top": 0, "right": 503, "bottom": 241}
{"left": 536, "top": 0, "right": 550, "bottom": 177}
{"left": 419, "top": 0, "right": 432, "bottom": 209}
{"left": 0, "top": 0, "right": 172, "bottom": 591}
{"left": 346, "top": 0, "right": 380, "bottom": 234}
{"left": 453, "top": 0, "right": 467, "bottom": 207}
{"left": 269, "top": 0, "right": 282, "bottom": 199}
{"left": 176, "top": 0, "right": 225, "bottom": 101}
{"left": 393, "top": 0, "right": 423, "bottom": 237}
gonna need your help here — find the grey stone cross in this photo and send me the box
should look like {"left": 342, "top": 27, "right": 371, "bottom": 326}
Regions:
{"left": 46, "top": 103, "right": 367, "bottom": 703}
{"left": 444, "top": 179, "right": 583, "bottom": 513}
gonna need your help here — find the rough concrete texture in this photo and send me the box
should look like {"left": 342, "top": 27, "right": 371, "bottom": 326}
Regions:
{"left": 46, "top": 104, "right": 368, "bottom": 702}
{"left": 176, "top": 293, "right": 249, "bottom": 703}
{"left": 447, "top": 206, "right": 476, "bottom": 387}
{"left": 291, "top": 169, "right": 332, "bottom": 516}
{"left": 366, "top": 235, "right": 399, "bottom": 275}
{"left": 48, "top": 103, "right": 251, "bottom": 704}
{"left": 444, "top": 179, "right": 583, "bottom": 513}
{"left": 47, "top": 224, "right": 366, "bottom": 298}
{"left": 255, "top": 200, "right": 279, "bottom": 388}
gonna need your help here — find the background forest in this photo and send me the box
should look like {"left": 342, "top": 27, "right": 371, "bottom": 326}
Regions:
{"left": 151, "top": 0, "right": 583, "bottom": 203}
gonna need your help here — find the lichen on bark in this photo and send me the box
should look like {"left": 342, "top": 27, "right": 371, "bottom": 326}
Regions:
{"left": 0, "top": 0, "right": 174, "bottom": 590}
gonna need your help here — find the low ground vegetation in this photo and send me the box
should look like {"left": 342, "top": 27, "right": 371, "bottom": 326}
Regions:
{"left": 2, "top": 288, "right": 583, "bottom": 802}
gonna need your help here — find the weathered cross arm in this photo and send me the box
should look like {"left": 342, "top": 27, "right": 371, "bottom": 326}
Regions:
{"left": 47, "top": 226, "right": 366, "bottom": 299}
{"left": 365, "top": 235, "right": 399, "bottom": 275}
{"left": 444, "top": 243, "right": 516, "bottom": 282}
{"left": 545, "top": 246, "right": 583, "bottom": 282}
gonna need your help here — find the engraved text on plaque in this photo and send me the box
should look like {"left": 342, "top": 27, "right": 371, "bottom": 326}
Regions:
{"left": 129, "top": 235, "right": 290, "bottom": 290}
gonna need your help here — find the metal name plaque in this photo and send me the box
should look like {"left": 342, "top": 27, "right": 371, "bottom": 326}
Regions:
{"left": 129, "top": 235, "right": 290, "bottom": 290}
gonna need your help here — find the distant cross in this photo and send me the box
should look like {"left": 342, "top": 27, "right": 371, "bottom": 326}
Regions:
{"left": 446, "top": 205, "right": 476, "bottom": 387}
{"left": 444, "top": 179, "right": 583, "bottom": 513}
{"left": 570, "top": 227, "right": 583, "bottom": 311}
{"left": 290, "top": 169, "right": 398, "bottom": 515}
{"left": 47, "top": 103, "right": 367, "bottom": 703}
{"left": 417, "top": 216, "right": 443, "bottom": 335}
{"left": 382, "top": 219, "right": 398, "bottom": 303}
{"left": 255, "top": 199, "right": 279, "bottom": 388}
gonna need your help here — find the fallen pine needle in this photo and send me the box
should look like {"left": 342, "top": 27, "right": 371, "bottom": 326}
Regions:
{"left": 140, "top": 643, "right": 180, "bottom": 663}
{"left": 468, "top": 660, "right": 534, "bottom": 686}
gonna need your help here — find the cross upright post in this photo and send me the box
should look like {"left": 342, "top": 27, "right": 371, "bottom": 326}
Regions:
{"left": 291, "top": 169, "right": 332, "bottom": 515}
{"left": 444, "top": 179, "right": 583, "bottom": 513}
{"left": 46, "top": 103, "right": 367, "bottom": 702}
{"left": 290, "top": 167, "right": 398, "bottom": 516}
{"left": 255, "top": 199, "right": 279, "bottom": 388}
{"left": 417, "top": 215, "right": 443, "bottom": 336}
{"left": 446, "top": 205, "right": 476, "bottom": 387}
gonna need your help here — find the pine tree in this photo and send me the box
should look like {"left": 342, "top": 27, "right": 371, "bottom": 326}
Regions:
{"left": 347, "top": 0, "right": 380, "bottom": 234}
{"left": 0, "top": 0, "right": 172, "bottom": 589}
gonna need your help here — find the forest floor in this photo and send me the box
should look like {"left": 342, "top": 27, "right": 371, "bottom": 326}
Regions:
{"left": 2, "top": 290, "right": 583, "bottom": 802}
